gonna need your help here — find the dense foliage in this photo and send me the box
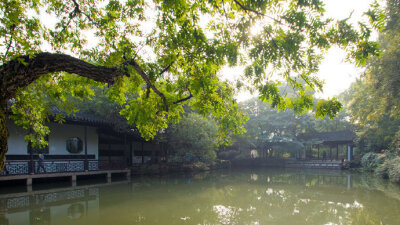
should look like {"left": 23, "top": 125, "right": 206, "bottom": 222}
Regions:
{"left": 220, "top": 97, "right": 353, "bottom": 160}
{"left": 0, "top": 0, "right": 384, "bottom": 169}
{"left": 343, "top": 0, "right": 400, "bottom": 154}
{"left": 343, "top": 0, "right": 400, "bottom": 183}
{"left": 163, "top": 113, "right": 218, "bottom": 164}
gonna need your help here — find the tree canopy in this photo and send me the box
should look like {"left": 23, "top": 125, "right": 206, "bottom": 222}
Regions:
{"left": 0, "top": 0, "right": 384, "bottom": 169}
{"left": 343, "top": 0, "right": 400, "bottom": 154}
{"left": 163, "top": 112, "right": 218, "bottom": 164}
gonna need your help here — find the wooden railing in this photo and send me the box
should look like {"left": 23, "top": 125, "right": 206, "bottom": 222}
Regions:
{"left": 0, "top": 159, "right": 127, "bottom": 176}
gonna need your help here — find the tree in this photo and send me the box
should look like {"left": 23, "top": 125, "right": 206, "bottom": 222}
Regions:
{"left": 0, "top": 0, "right": 384, "bottom": 169}
{"left": 164, "top": 113, "right": 218, "bottom": 164}
{"left": 344, "top": 0, "right": 400, "bottom": 153}
{"left": 237, "top": 97, "right": 314, "bottom": 158}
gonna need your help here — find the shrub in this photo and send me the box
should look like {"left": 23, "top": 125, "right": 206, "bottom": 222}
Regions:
{"left": 375, "top": 162, "right": 390, "bottom": 179}
{"left": 361, "top": 152, "right": 380, "bottom": 170}
{"left": 387, "top": 157, "right": 400, "bottom": 184}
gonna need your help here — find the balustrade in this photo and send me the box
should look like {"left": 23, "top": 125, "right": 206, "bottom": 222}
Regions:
{"left": 0, "top": 159, "right": 127, "bottom": 176}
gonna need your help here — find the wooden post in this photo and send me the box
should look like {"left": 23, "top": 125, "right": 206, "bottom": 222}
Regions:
{"left": 107, "top": 172, "right": 112, "bottom": 183}
{"left": 124, "top": 134, "right": 129, "bottom": 168}
{"left": 129, "top": 142, "right": 133, "bottom": 167}
{"left": 329, "top": 147, "right": 332, "bottom": 161}
{"left": 163, "top": 143, "right": 168, "bottom": 163}
{"left": 71, "top": 175, "right": 77, "bottom": 187}
{"left": 84, "top": 126, "right": 88, "bottom": 171}
{"left": 317, "top": 145, "right": 320, "bottom": 160}
{"left": 351, "top": 145, "right": 354, "bottom": 160}
{"left": 336, "top": 144, "right": 339, "bottom": 160}
{"left": 28, "top": 140, "right": 34, "bottom": 174}
{"left": 141, "top": 142, "right": 144, "bottom": 164}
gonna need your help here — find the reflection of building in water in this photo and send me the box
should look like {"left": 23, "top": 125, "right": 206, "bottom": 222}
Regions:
{"left": 0, "top": 187, "right": 99, "bottom": 225}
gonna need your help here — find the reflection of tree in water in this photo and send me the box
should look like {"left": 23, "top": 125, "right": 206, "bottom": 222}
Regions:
{"left": 68, "top": 204, "right": 85, "bottom": 220}
{"left": 116, "top": 170, "right": 400, "bottom": 224}
{"left": 0, "top": 198, "right": 8, "bottom": 225}
{"left": 29, "top": 195, "right": 50, "bottom": 225}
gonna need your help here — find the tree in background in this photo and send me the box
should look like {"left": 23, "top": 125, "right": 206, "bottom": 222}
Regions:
{"left": 0, "top": 0, "right": 384, "bottom": 169}
{"left": 164, "top": 113, "right": 218, "bottom": 164}
{"left": 224, "top": 95, "right": 354, "bottom": 160}
{"left": 344, "top": 0, "right": 400, "bottom": 154}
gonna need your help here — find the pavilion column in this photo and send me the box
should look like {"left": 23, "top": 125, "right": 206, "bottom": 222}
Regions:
{"left": 129, "top": 142, "right": 133, "bottom": 167}
{"left": 336, "top": 144, "right": 339, "bottom": 160}
{"left": 347, "top": 145, "right": 351, "bottom": 161}
{"left": 317, "top": 145, "right": 320, "bottom": 160}
{"left": 141, "top": 142, "right": 144, "bottom": 164}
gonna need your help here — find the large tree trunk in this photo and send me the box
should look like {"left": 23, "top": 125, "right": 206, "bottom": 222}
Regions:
{"left": 0, "top": 100, "right": 8, "bottom": 170}
{"left": 0, "top": 52, "right": 121, "bottom": 101}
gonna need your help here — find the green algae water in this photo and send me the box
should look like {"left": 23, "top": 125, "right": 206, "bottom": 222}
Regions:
{"left": 1, "top": 169, "right": 400, "bottom": 225}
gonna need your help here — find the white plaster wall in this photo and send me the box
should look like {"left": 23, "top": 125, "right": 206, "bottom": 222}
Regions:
{"left": 6, "top": 119, "right": 29, "bottom": 155}
{"left": 48, "top": 123, "right": 98, "bottom": 159}
{"left": 7, "top": 120, "right": 98, "bottom": 159}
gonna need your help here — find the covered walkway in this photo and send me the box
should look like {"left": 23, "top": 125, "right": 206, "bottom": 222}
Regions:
{"left": 311, "top": 130, "right": 355, "bottom": 161}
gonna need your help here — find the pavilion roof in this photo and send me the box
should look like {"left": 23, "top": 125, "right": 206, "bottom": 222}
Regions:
{"left": 313, "top": 130, "right": 355, "bottom": 143}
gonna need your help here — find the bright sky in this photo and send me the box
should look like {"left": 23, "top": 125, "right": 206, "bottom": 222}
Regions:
{"left": 231, "top": 0, "right": 378, "bottom": 102}
{"left": 316, "top": 0, "right": 377, "bottom": 99}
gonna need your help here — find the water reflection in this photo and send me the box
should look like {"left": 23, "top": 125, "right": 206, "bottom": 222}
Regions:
{"left": 0, "top": 185, "right": 99, "bottom": 225}
{"left": 0, "top": 169, "right": 399, "bottom": 225}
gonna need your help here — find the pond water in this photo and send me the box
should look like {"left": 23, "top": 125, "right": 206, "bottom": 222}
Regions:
{"left": 1, "top": 168, "right": 400, "bottom": 225}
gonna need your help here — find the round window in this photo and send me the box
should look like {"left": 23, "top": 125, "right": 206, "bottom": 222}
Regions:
{"left": 66, "top": 137, "right": 83, "bottom": 153}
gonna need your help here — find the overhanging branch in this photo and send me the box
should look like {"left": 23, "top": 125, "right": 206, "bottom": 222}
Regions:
{"left": 159, "top": 53, "right": 179, "bottom": 76}
{"left": 125, "top": 59, "right": 169, "bottom": 111}
{"left": 0, "top": 52, "right": 120, "bottom": 101}
{"left": 1, "top": 52, "right": 173, "bottom": 113}
{"left": 173, "top": 90, "right": 193, "bottom": 105}
{"left": 233, "top": 0, "right": 284, "bottom": 25}
{"left": 233, "top": 0, "right": 264, "bottom": 16}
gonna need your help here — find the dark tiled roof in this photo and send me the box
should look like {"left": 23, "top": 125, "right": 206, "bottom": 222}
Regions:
{"left": 7, "top": 100, "right": 144, "bottom": 140}
{"left": 49, "top": 109, "right": 143, "bottom": 140}
{"left": 49, "top": 108, "right": 110, "bottom": 127}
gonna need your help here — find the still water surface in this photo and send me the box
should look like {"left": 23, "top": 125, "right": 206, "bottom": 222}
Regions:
{"left": 1, "top": 169, "right": 400, "bottom": 225}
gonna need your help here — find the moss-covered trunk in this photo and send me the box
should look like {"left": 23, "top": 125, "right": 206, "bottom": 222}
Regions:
{"left": 0, "top": 100, "right": 8, "bottom": 171}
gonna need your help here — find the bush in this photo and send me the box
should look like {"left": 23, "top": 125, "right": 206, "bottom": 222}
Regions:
{"left": 361, "top": 152, "right": 387, "bottom": 171}
{"left": 387, "top": 157, "right": 400, "bottom": 184}
{"left": 375, "top": 162, "right": 390, "bottom": 179}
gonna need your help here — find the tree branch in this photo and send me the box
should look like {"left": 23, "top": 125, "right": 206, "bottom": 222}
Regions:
{"left": 0, "top": 52, "right": 171, "bottom": 112}
{"left": 173, "top": 90, "right": 193, "bottom": 105}
{"left": 233, "top": 0, "right": 264, "bottom": 16}
{"left": 159, "top": 53, "right": 179, "bottom": 76}
{"left": 63, "top": 0, "right": 96, "bottom": 30}
{"left": 125, "top": 59, "right": 169, "bottom": 111}
{"left": 4, "top": 36, "right": 13, "bottom": 59}
{"left": 233, "top": 0, "right": 284, "bottom": 25}
{"left": 0, "top": 52, "right": 120, "bottom": 101}
{"left": 4, "top": 24, "right": 16, "bottom": 59}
